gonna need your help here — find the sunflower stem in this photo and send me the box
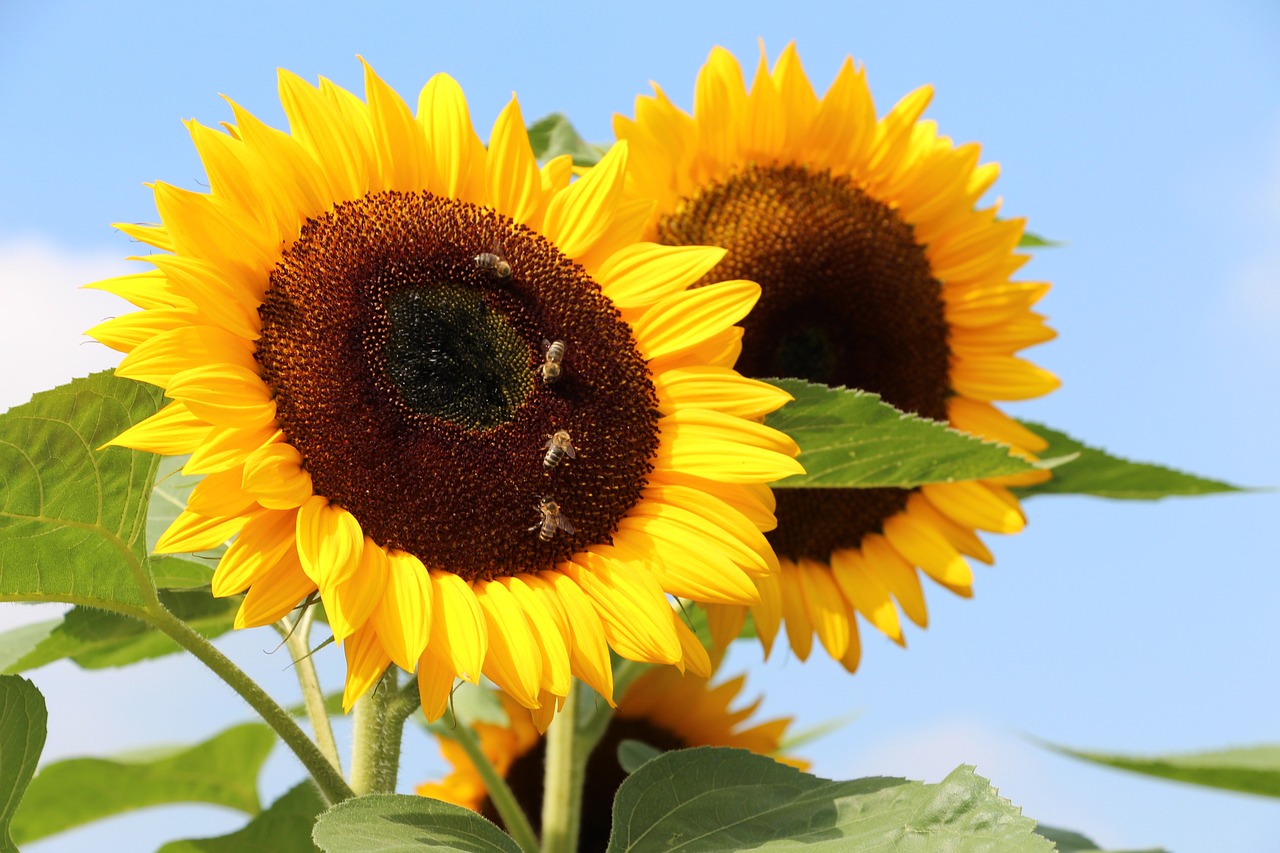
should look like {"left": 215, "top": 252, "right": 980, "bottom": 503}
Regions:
{"left": 145, "top": 604, "right": 354, "bottom": 805}
{"left": 450, "top": 706, "right": 541, "bottom": 853}
{"left": 541, "top": 681, "right": 583, "bottom": 853}
{"left": 282, "top": 606, "right": 342, "bottom": 776}
{"left": 349, "top": 667, "right": 400, "bottom": 796}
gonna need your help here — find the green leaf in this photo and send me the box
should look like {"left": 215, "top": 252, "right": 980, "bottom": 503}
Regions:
{"left": 618, "top": 739, "right": 663, "bottom": 774}
{"left": 1018, "top": 231, "right": 1063, "bottom": 249}
{"left": 10, "top": 722, "right": 275, "bottom": 844}
{"left": 0, "top": 676, "right": 46, "bottom": 853}
{"left": 0, "top": 372, "right": 163, "bottom": 610}
{"left": 1014, "top": 423, "right": 1242, "bottom": 500}
{"left": 1051, "top": 743, "right": 1280, "bottom": 799}
{"left": 526, "top": 113, "right": 608, "bottom": 167}
{"left": 608, "top": 749, "right": 1051, "bottom": 852}
{"left": 149, "top": 455, "right": 227, "bottom": 562}
{"left": 158, "top": 782, "right": 325, "bottom": 853}
{"left": 151, "top": 555, "right": 215, "bottom": 589}
{"left": 1035, "top": 826, "right": 1100, "bottom": 852}
{"left": 0, "top": 588, "right": 237, "bottom": 674}
{"left": 312, "top": 794, "right": 521, "bottom": 853}
{"left": 764, "top": 380, "right": 1041, "bottom": 488}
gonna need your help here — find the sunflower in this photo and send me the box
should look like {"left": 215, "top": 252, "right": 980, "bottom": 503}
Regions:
{"left": 612, "top": 44, "right": 1059, "bottom": 671}
{"left": 418, "top": 667, "right": 806, "bottom": 846}
{"left": 87, "top": 60, "right": 802, "bottom": 720}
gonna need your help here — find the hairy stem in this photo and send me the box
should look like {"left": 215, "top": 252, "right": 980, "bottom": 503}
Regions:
{"left": 450, "top": 712, "right": 541, "bottom": 853}
{"left": 349, "top": 667, "right": 400, "bottom": 796}
{"left": 541, "top": 682, "right": 582, "bottom": 853}
{"left": 146, "top": 605, "right": 354, "bottom": 805}
{"left": 282, "top": 606, "right": 342, "bottom": 776}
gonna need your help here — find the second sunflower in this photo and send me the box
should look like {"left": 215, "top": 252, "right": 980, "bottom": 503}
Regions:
{"left": 614, "top": 44, "right": 1060, "bottom": 670}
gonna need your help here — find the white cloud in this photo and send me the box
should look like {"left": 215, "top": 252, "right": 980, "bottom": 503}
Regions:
{"left": 0, "top": 236, "right": 134, "bottom": 412}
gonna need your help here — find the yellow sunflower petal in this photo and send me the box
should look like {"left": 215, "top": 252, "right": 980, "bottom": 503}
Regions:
{"left": 921, "top": 481, "right": 1025, "bottom": 534}
{"left": 672, "top": 607, "right": 712, "bottom": 678}
{"left": 651, "top": 366, "right": 793, "bottom": 419}
{"left": 882, "top": 512, "right": 974, "bottom": 590}
{"left": 859, "top": 534, "right": 929, "bottom": 629}
{"left": 829, "top": 548, "right": 904, "bottom": 644}
{"left": 797, "top": 560, "right": 851, "bottom": 659}
{"left": 417, "top": 644, "right": 458, "bottom": 723}
{"left": 595, "top": 243, "right": 727, "bottom": 310}
{"left": 541, "top": 141, "right": 628, "bottom": 258}
{"left": 212, "top": 508, "right": 299, "bottom": 597}
{"left": 534, "top": 572, "right": 614, "bottom": 704}
{"left": 235, "top": 549, "right": 314, "bottom": 629}
{"left": 165, "top": 363, "right": 276, "bottom": 430}
{"left": 117, "top": 325, "right": 257, "bottom": 388}
{"left": 694, "top": 46, "right": 748, "bottom": 167}
{"left": 778, "top": 565, "right": 814, "bottom": 661}
{"left": 561, "top": 552, "right": 681, "bottom": 665}
{"left": 474, "top": 579, "right": 542, "bottom": 709}
{"left": 417, "top": 73, "right": 483, "bottom": 202}
{"left": 486, "top": 96, "right": 544, "bottom": 227}
{"left": 371, "top": 550, "right": 433, "bottom": 672}
{"left": 103, "top": 400, "right": 210, "bottom": 455}
{"left": 342, "top": 624, "right": 391, "bottom": 712}
{"left": 323, "top": 537, "right": 387, "bottom": 642}
{"left": 295, "top": 496, "right": 364, "bottom": 589}
{"left": 154, "top": 509, "right": 247, "bottom": 554}
{"left": 951, "top": 355, "right": 1061, "bottom": 401}
{"left": 631, "top": 279, "right": 760, "bottom": 361}
{"left": 241, "top": 441, "right": 314, "bottom": 510}
{"left": 430, "top": 571, "right": 488, "bottom": 683}
{"left": 504, "top": 577, "right": 572, "bottom": 697}
{"left": 360, "top": 58, "right": 425, "bottom": 192}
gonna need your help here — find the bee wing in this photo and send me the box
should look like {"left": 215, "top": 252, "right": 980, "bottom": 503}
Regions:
{"left": 563, "top": 443, "right": 576, "bottom": 458}
{"left": 556, "top": 514, "right": 575, "bottom": 534}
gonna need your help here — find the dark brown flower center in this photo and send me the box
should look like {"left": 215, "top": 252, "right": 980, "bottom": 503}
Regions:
{"left": 257, "top": 191, "right": 659, "bottom": 581}
{"left": 480, "top": 716, "right": 687, "bottom": 848}
{"left": 656, "top": 164, "right": 952, "bottom": 561}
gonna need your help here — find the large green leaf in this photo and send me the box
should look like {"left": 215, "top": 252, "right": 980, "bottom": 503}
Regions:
{"left": 0, "top": 587, "right": 237, "bottom": 674}
{"left": 526, "top": 113, "right": 608, "bottom": 167}
{"left": 0, "top": 676, "right": 46, "bottom": 853}
{"left": 1034, "top": 825, "right": 1167, "bottom": 853}
{"left": 312, "top": 794, "right": 521, "bottom": 853}
{"left": 158, "top": 782, "right": 325, "bottom": 853}
{"left": 10, "top": 722, "right": 275, "bottom": 844}
{"left": 764, "top": 380, "right": 1044, "bottom": 488}
{"left": 608, "top": 748, "right": 1051, "bottom": 852}
{"left": 1052, "top": 743, "right": 1280, "bottom": 799}
{"left": 1014, "top": 423, "right": 1241, "bottom": 500}
{"left": 0, "top": 372, "right": 163, "bottom": 610}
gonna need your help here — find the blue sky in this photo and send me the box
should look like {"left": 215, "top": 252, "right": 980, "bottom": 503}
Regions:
{"left": 2, "top": 2, "right": 1278, "bottom": 851}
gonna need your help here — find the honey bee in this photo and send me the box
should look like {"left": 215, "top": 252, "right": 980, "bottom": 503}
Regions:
{"left": 529, "top": 496, "right": 574, "bottom": 542}
{"left": 541, "top": 339, "right": 565, "bottom": 384}
{"left": 542, "top": 429, "right": 577, "bottom": 471}
{"left": 473, "top": 251, "right": 511, "bottom": 279}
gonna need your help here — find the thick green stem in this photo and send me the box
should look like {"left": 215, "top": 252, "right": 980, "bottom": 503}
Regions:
{"left": 146, "top": 605, "right": 354, "bottom": 805}
{"left": 349, "top": 667, "right": 400, "bottom": 796}
{"left": 450, "top": 714, "right": 540, "bottom": 853}
{"left": 541, "top": 682, "right": 582, "bottom": 853}
{"left": 283, "top": 607, "right": 342, "bottom": 776}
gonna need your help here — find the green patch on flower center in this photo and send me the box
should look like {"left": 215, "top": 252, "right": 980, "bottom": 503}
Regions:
{"left": 384, "top": 285, "right": 533, "bottom": 429}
